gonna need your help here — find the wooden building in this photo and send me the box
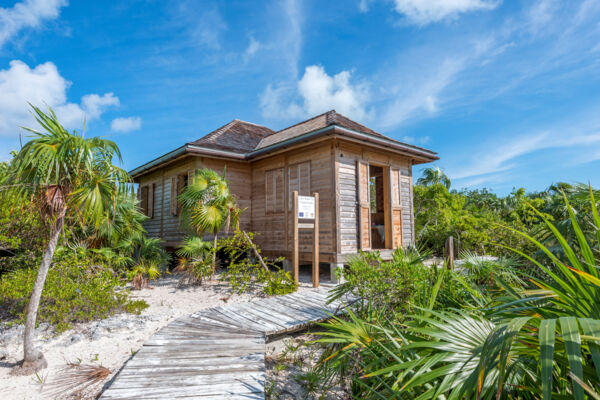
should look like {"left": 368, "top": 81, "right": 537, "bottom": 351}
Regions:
{"left": 131, "top": 110, "right": 438, "bottom": 278}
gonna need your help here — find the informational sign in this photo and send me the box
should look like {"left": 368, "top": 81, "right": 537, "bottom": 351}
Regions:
{"left": 297, "top": 195, "right": 315, "bottom": 219}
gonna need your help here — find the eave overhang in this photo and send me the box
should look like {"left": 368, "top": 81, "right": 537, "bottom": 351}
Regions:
{"left": 130, "top": 125, "right": 439, "bottom": 179}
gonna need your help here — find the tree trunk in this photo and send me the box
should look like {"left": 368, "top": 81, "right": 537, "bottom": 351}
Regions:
{"left": 212, "top": 233, "right": 218, "bottom": 273}
{"left": 18, "top": 212, "right": 64, "bottom": 374}
{"left": 241, "top": 230, "right": 270, "bottom": 273}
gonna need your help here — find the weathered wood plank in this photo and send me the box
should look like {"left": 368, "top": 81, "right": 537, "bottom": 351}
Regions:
{"left": 100, "top": 286, "right": 344, "bottom": 400}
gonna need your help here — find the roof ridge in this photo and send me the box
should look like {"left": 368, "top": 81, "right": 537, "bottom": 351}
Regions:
{"left": 233, "top": 119, "right": 272, "bottom": 129}
{"left": 274, "top": 109, "right": 335, "bottom": 133}
{"left": 203, "top": 119, "right": 238, "bottom": 142}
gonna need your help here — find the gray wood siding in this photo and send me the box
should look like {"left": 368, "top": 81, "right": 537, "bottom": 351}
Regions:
{"left": 337, "top": 156, "right": 358, "bottom": 254}
{"left": 400, "top": 169, "right": 414, "bottom": 246}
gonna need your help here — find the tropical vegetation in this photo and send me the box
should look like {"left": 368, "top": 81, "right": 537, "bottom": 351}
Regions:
{"left": 178, "top": 168, "right": 296, "bottom": 295}
{"left": 296, "top": 168, "right": 600, "bottom": 399}
{"left": 0, "top": 106, "right": 165, "bottom": 374}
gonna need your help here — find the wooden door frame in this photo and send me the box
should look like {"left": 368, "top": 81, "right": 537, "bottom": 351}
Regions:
{"left": 357, "top": 160, "right": 371, "bottom": 251}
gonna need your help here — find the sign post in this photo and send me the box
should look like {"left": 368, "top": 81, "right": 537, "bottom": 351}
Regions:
{"left": 291, "top": 191, "right": 319, "bottom": 288}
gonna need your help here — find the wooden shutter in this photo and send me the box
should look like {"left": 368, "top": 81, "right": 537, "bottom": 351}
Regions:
{"left": 275, "top": 168, "right": 284, "bottom": 212}
{"left": 265, "top": 169, "right": 274, "bottom": 213}
{"left": 170, "top": 176, "right": 178, "bottom": 216}
{"left": 288, "top": 162, "right": 310, "bottom": 209}
{"left": 148, "top": 183, "right": 155, "bottom": 219}
{"left": 177, "top": 174, "right": 186, "bottom": 215}
{"left": 187, "top": 169, "right": 195, "bottom": 186}
{"left": 357, "top": 160, "right": 371, "bottom": 250}
{"left": 266, "top": 168, "right": 284, "bottom": 213}
{"left": 141, "top": 185, "right": 149, "bottom": 217}
{"left": 390, "top": 168, "right": 402, "bottom": 248}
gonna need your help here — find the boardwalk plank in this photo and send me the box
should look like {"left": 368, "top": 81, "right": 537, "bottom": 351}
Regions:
{"left": 100, "top": 286, "right": 344, "bottom": 400}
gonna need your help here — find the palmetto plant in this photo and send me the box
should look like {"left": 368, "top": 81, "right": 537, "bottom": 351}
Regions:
{"left": 3, "top": 105, "right": 128, "bottom": 374}
{"left": 127, "top": 236, "right": 169, "bottom": 289}
{"left": 128, "top": 261, "right": 161, "bottom": 290}
{"left": 175, "top": 236, "right": 213, "bottom": 286}
{"left": 179, "top": 168, "right": 241, "bottom": 271}
{"left": 315, "top": 189, "right": 600, "bottom": 399}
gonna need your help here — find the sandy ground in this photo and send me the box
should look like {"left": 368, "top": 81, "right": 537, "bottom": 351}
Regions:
{"left": 265, "top": 333, "right": 348, "bottom": 400}
{"left": 0, "top": 272, "right": 319, "bottom": 400}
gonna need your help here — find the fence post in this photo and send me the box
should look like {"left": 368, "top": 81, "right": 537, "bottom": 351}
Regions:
{"left": 445, "top": 236, "right": 454, "bottom": 270}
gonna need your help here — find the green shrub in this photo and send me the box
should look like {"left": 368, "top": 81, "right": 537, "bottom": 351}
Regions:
{"left": 219, "top": 230, "right": 297, "bottom": 296}
{"left": 0, "top": 252, "right": 147, "bottom": 332}
{"left": 331, "top": 248, "right": 467, "bottom": 315}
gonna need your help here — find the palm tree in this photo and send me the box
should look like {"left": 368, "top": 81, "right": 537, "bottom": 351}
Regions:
{"left": 417, "top": 166, "right": 451, "bottom": 189}
{"left": 5, "top": 105, "right": 128, "bottom": 374}
{"left": 179, "top": 169, "right": 240, "bottom": 271}
{"left": 179, "top": 168, "right": 269, "bottom": 273}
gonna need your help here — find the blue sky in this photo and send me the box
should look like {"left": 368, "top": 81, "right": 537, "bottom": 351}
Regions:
{"left": 1, "top": 0, "right": 600, "bottom": 194}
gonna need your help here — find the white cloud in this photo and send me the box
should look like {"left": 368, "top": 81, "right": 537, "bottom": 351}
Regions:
{"left": 359, "top": 0, "right": 374, "bottom": 12}
{"left": 245, "top": 36, "right": 260, "bottom": 57}
{"left": 0, "top": 0, "right": 67, "bottom": 48}
{"left": 111, "top": 116, "right": 142, "bottom": 133}
{"left": 298, "top": 66, "right": 371, "bottom": 120}
{"left": 0, "top": 60, "right": 119, "bottom": 138}
{"left": 392, "top": 0, "right": 500, "bottom": 25}
{"left": 260, "top": 65, "right": 371, "bottom": 122}
{"left": 259, "top": 83, "right": 304, "bottom": 121}
{"left": 81, "top": 93, "right": 119, "bottom": 119}
{"left": 449, "top": 121, "right": 600, "bottom": 183}
{"left": 281, "top": 0, "right": 302, "bottom": 78}
{"left": 243, "top": 36, "right": 261, "bottom": 62}
{"left": 379, "top": 57, "right": 465, "bottom": 127}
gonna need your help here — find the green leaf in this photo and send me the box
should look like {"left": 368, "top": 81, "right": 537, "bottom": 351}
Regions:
{"left": 579, "top": 318, "right": 600, "bottom": 381}
{"left": 560, "top": 316, "right": 584, "bottom": 400}
{"left": 539, "top": 319, "right": 556, "bottom": 400}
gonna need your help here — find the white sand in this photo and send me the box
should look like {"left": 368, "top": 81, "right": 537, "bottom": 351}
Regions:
{"left": 0, "top": 274, "right": 316, "bottom": 399}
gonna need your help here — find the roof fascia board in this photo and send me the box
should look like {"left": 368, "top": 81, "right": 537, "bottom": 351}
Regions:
{"left": 130, "top": 123, "right": 438, "bottom": 178}
{"left": 129, "top": 144, "right": 188, "bottom": 177}
{"left": 329, "top": 126, "right": 439, "bottom": 162}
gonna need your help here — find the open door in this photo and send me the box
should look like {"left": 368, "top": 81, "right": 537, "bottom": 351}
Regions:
{"left": 357, "top": 160, "right": 371, "bottom": 250}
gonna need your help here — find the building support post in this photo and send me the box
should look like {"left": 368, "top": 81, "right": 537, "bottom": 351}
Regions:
{"left": 292, "top": 191, "right": 299, "bottom": 285}
{"left": 329, "top": 263, "right": 344, "bottom": 284}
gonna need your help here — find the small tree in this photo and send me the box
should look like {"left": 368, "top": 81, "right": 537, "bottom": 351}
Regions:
{"left": 179, "top": 168, "right": 269, "bottom": 273}
{"left": 5, "top": 105, "right": 128, "bottom": 374}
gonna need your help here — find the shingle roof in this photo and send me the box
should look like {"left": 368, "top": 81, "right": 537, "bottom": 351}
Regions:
{"left": 256, "top": 110, "right": 383, "bottom": 149}
{"left": 190, "top": 119, "right": 274, "bottom": 154}
{"left": 131, "top": 110, "right": 437, "bottom": 177}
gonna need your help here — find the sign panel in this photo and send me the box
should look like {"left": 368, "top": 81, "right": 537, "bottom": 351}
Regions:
{"left": 297, "top": 195, "right": 315, "bottom": 219}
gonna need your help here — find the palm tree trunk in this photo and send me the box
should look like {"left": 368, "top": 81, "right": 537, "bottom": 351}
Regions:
{"left": 212, "top": 233, "right": 218, "bottom": 273}
{"left": 20, "top": 212, "right": 64, "bottom": 373}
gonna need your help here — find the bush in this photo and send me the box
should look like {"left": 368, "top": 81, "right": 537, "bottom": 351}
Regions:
{"left": 331, "top": 248, "right": 467, "bottom": 316}
{"left": 219, "top": 230, "right": 297, "bottom": 296}
{"left": 0, "top": 252, "right": 147, "bottom": 332}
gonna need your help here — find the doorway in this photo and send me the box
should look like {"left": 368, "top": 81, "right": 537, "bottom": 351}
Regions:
{"left": 369, "top": 165, "right": 387, "bottom": 249}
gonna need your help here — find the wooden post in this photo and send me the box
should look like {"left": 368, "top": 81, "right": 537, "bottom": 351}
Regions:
{"left": 445, "top": 236, "right": 454, "bottom": 270}
{"left": 292, "top": 190, "right": 299, "bottom": 285}
{"left": 312, "top": 192, "right": 319, "bottom": 288}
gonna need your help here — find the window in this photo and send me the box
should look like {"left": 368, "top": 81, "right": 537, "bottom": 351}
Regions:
{"left": 265, "top": 167, "right": 284, "bottom": 213}
{"left": 170, "top": 173, "right": 188, "bottom": 216}
{"left": 140, "top": 183, "right": 154, "bottom": 218}
{"left": 288, "top": 161, "right": 310, "bottom": 209}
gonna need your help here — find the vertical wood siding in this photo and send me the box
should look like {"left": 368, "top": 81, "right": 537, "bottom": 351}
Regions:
{"left": 337, "top": 156, "right": 358, "bottom": 254}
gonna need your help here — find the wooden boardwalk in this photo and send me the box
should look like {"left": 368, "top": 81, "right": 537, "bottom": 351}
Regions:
{"left": 100, "top": 286, "right": 345, "bottom": 399}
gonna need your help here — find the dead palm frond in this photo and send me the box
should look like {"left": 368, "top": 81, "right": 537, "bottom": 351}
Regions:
{"left": 47, "top": 362, "right": 110, "bottom": 398}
